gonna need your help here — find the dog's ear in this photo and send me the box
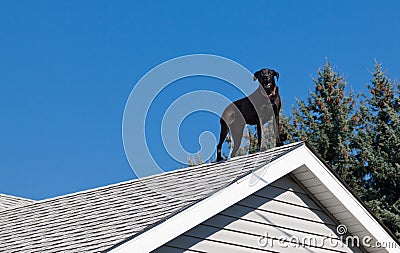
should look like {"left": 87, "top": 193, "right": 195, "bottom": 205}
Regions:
{"left": 273, "top": 70, "right": 279, "bottom": 81}
{"left": 253, "top": 70, "right": 260, "bottom": 81}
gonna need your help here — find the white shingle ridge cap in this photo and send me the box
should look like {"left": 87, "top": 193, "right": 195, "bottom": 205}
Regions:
{"left": 5, "top": 141, "right": 304, "bottom": 208}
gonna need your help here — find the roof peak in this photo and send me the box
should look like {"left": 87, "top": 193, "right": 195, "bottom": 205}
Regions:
{"left": 0, "top": 193, "right": 35, "bottom": 211}
{"left": 26, "top": 142, "right": 305, "bottom": 204}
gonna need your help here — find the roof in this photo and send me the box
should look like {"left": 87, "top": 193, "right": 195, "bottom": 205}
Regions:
{"left": 111, "top": 143, "right": 400, "bottom": 253}
{"left": 0, "top": 194, "right": 35, "bottom": 211}
{"left": 0, "top": 142, "right": 302, "bottom": 253}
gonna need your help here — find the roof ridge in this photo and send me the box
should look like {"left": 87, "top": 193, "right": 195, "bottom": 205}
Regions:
{"left": 106, "top": 142, "right": 308, "bottom": 252}
{"left": 0, "top": 142, "right": 309, "bottom": 252}
{"left": 0, "top": 142, "right": 304, "bottom": 213}
{"left": 0, "top": 193, "right": 36, "bottom": 212}
{"left": 0, "top": 193, "right": 34, "bottom": 202}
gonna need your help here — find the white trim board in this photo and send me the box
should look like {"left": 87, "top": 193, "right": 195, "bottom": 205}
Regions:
{"left": 109, "top": 144, "right": 400, "bottom": 253}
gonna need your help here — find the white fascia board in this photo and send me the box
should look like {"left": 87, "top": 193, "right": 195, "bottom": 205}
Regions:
{"left": 302, "top": 148, "right": 400, "bottom": 253}
{"left": 110, "top": 145, "right": 308, "bottom": 253}
{"left": 111, "top": 144, "right": 400, "bottom": 253}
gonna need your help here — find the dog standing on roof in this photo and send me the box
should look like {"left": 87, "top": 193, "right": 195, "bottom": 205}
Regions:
{"left": 216, "top": 68, "right": 283, "bottom": 162}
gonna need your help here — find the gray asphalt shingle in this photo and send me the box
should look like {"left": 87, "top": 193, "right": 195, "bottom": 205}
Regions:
{"left": 0, "top": 143, "right": 303, "bottom": 253}
{"left": 0, "top": 194, "right": 35, "bottom": 212}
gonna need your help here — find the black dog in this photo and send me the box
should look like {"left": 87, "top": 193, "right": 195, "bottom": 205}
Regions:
{"left": 216, "top": 68, "right": 282, "bottom": 162}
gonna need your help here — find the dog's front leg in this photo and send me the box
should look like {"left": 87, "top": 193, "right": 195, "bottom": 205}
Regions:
{"left": 256, "top": 120, "right": 262, "bottom": 152}
{"left": 274, "top": 110, "right": 283, "bottom": 147}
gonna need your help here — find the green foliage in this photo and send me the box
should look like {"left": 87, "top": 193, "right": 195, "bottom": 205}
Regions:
{"left": 351, "top": 62, "right": 400, "bottom": 237}
{"left": 188, "top": 60, "right": 400, "bottom": 238}
{"left": 227, "top": 122, "right": 276, "bottom": 157}
{"left": 281, "top": 60, "right": 399, "bottom": 238}
{"left": 281, "top": 60, "right": 362, "bottom": 192}
{"left": 235, "top": 126, "right": 258, "bottom": 156}
{"left": 187, "top": 152, "right": 204, "bottom": 167}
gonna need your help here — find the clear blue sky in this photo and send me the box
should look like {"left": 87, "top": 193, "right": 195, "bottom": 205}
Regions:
{"left": 1, "top": 1, "right": 399, "bottom": 200}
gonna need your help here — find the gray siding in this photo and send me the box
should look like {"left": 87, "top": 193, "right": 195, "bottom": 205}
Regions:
{"left": 153, "top": 175, "right": 363, "bottom": 253}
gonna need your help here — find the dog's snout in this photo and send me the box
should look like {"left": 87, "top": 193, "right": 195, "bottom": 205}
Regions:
{"left": 253, "top": 68, "right": 278, "bottom": 84}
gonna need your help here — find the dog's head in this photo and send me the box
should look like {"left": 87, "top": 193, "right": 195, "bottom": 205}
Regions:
{"left": 253, "top": 68, "right": 279, "bottom": 94}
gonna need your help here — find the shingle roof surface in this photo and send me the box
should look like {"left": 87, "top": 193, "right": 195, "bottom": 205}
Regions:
{"left": 0, "top": 194, "right": 35, "bottom": 212}
{"left": 0, "top": 143, "right": 303, "bottom": 253}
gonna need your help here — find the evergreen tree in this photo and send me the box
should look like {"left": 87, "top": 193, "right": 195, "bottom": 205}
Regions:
{"left": 187, "top": 152, "right": 204, "bottom": 167}
{"left": 236, "top": 126, "right": 257, "bottom": 156}
{"left": 226, "top": 122, "right": 276, "bottom": 157}
{"left": 352, "top": 62, "right": 400, "bottom": 237}
{"left": 280, "top": 60, "right": 362, "bottom": 192}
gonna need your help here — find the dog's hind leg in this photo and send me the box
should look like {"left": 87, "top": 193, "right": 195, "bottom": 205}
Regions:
{"left": 230, "top": 122, "right": 245, "bottom": 158}
{"left": 216, "top": 119, "right": 229, "bottom": 162}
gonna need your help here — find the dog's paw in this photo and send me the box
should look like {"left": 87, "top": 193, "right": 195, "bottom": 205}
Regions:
{"left": 216, "top": 157, "right": 225, "bottom": 163}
